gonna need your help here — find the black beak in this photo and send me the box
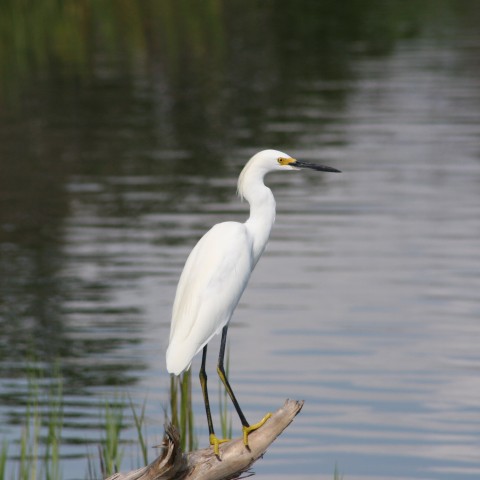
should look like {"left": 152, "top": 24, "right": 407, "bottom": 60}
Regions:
{"left": 290, "top": 160, "right": 341, "bottom": 173}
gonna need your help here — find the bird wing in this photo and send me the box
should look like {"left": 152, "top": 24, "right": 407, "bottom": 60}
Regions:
{"left": 166, "top": 222, "right": 254, "bottom": 375}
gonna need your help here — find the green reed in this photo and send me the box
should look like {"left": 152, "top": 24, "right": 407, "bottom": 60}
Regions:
{"left": 44, "top": 377, "right": 63, "bottom": 480}
{"left": 129, "top": 397, "right": 148, "bottom": 466}
{"left": 0, "top": 442, "right": 7, "bottom": 480}
{"left": 1, "top": 355, "right": 337, "bottom": 479}
{"left": 99, "top": 398, "right": 124, "bottom": 477}
{"left": 18, "top": 385, "right": 40, "bottom": 480}
{"left": 0, "top": 368, "right": 63, "bottom": 480}
{"left": 334, "top": 462, "right": 344, "bottom": 480}
{"left": 169, "top": 370, "right": 197, "bottom": 452}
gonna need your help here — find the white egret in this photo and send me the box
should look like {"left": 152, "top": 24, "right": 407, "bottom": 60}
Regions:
{"left": 166, "top": 149, "right": 340, "bottom": 454}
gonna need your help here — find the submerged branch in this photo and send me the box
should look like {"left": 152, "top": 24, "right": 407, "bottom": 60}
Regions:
{"left": 106, "top": 399, "right": 304, "bottom": 480}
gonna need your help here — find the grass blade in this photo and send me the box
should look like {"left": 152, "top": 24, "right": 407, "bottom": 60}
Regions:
{"left": 129, "top": 397, "right": 148, "bottom": 466}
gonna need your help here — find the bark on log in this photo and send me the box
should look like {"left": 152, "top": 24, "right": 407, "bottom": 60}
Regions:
{"left": 106, "top": 399, "right": 303, "bottom": 480}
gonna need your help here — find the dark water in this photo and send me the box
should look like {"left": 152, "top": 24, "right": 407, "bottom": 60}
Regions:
{"left": 1, "top": 1, "right": 480, "bottom": 478}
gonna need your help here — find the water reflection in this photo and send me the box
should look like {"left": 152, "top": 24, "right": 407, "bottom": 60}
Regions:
{"left": 1, "top": 1, "right": 480, "bottom": 479}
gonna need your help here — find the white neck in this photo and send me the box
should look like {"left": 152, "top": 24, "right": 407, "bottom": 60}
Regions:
{"left": 240, "top": 170, "right": 276, "bottom": 265}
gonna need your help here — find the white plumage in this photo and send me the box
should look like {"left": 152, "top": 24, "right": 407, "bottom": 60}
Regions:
{"left": 166, "top": 221, "right": 253, "bottom": 375}
{"left": 164, "top": 149, "right": 339, "bottom": 453}
{"left": 166, "top": 149, "right": 291, "bottom": 375}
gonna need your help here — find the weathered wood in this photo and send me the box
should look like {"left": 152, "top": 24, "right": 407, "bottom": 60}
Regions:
{"left": 106, "top": 399, "right": 304, "bottom": 480}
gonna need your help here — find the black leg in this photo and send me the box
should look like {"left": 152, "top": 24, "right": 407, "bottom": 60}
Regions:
{"left": 199, "top": 345, "right": 215, "bottom": 437}
{"left": 217, "top": 325, "right": 250, "bottom": 428}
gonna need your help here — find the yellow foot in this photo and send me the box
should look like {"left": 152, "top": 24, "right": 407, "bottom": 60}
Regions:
{"left": 242, "top": 412, "right": 272, "bottom": 447}
{"left": 209, "top": 433, "right": 229, "bottom": 456}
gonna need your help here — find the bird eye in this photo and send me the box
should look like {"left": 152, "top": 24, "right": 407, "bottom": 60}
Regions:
{"left": 277, "top": 158, "right": 282, "bottom": 164}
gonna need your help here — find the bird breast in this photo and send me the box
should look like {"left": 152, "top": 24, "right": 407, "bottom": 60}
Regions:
{"left": 166, "top": 222, "right": 254, "bottom": 375}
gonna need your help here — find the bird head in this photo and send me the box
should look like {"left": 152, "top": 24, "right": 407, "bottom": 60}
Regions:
{"left": 247, "top": 149, "right": 341, "bottom": 174}
{"left": 237, "top": 149, "right": 340, "bottom": 199}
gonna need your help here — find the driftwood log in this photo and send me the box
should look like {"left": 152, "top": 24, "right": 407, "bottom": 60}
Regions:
{"left": 106, "top": 399, "right": 304, "bottom": 480}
